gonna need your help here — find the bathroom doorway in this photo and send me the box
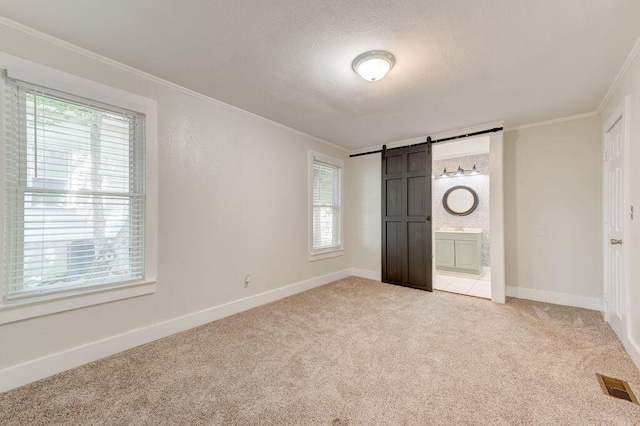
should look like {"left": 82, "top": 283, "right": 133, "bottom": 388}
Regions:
{"left": 432, "top": 137, "right": 491, "bottom": 299}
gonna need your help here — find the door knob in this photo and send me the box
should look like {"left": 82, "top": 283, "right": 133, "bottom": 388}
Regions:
{"left": 610, "top": 239, "right": 623, "bottom": 245}
{"left": 426, "top": 216, "right": 431, "bottom": 222}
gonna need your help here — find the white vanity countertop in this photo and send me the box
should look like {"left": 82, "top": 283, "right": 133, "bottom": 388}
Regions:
{"left": 436, "top": 227, "right": 482, "bottom": 233}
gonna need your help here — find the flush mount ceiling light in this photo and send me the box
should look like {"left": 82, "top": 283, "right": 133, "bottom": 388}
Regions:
{"left": 352, "top": 50, "right": 395, "bottom": 82}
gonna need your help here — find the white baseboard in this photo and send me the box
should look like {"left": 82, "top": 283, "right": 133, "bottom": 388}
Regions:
{"left": 624, "top": 336, "right": 640, "bottom": 372}
{"left": 0, "top": 269, "right": 351, "bottom": 393}
{"left": 350, "top": 268, "right": 381, "bottom": 281}
{"left": 506, "top": 286, "right": 603, "bottom": 311}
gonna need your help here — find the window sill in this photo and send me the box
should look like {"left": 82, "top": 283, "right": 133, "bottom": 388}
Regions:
{"left": 0, "top": 280, "right": 156, "bottom": 325}
{"left": 309, "top": 249, "right": 344, "bottom": 262}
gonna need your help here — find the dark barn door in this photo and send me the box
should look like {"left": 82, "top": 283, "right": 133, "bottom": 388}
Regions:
{"left": 381, "top": 144, "right": 432, "bottom": 291}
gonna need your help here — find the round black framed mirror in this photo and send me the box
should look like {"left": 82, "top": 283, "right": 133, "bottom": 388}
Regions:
{"left": 443, "top": 185, "right": 479, "bottom": 216}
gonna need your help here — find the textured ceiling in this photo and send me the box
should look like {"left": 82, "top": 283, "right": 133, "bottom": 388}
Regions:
{"left": 1, "top": 0, "right": 639, "bottom": 150}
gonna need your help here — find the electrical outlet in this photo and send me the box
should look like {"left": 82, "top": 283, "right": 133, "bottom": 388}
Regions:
{"left": 244, "top": 275, "right": 251, "bottom": 288}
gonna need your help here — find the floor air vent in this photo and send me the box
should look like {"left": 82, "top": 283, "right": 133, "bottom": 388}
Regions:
{"left": 596, "top": 373, "right": 638, "bottom": 404}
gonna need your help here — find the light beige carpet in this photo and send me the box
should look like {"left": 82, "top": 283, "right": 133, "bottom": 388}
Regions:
{"left": 2, "top": 276, "right": 640, "bottom": 425}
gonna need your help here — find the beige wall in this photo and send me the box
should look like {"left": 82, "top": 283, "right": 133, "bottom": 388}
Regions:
{"left": 349, "top": 154, "right": 381, "bottom": 274}
{"left": 503, "top": 116, "right": 602, "bottom": 302}
{"left": 600, "top": 51, "right": 640, "bottom": 356}
{"left": 0, "top": 24, "right": 350, "bottom": 369}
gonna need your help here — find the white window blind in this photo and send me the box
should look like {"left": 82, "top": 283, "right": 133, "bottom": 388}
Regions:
{"left": 312, "top": 158, "right": 342, "bottom": 252}
{"left": 3, "top": 79, "right": 146, "bottom": 302}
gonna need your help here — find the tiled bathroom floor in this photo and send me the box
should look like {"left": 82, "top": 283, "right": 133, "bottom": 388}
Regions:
{"left": 434, "top": 271, "right": 491, "bottom": 299}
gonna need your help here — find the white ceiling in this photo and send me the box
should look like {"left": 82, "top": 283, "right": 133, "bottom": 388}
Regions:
{"left": 1, "top": 0, "right": 639, "bottom": 150}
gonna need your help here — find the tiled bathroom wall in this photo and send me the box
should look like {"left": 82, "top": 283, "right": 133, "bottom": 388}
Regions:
{"left": 433, "top": 153, "right": 490, "bottom": 266}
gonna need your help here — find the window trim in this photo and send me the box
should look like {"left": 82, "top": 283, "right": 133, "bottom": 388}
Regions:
{"left": 308, "top": 151, "right": 344, "bottom": 262}
{"left": 0, "top": 52, "right": 157, "bottom": 324}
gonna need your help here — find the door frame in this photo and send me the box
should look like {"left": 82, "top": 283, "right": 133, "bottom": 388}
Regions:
{"left": 489, "top": 133, "right": 506, "bottom": 303}
{"left": 602, "top": 95, "right": 631, "bottom": 332}
{"left": 428, "top": 130, "right": 506, "bottom": 303}
{"left": 375, "top": 123, "right": 506, "bottom": 302}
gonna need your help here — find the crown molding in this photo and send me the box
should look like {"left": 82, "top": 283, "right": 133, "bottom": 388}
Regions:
{"left": 505, "top": 111, "right": 599, "bottom": 132}
{"left": 598, "top": 34, "right": 640, "bottom": 113}
{"left": 0, "top": 16, "right": 349, "bottom": 153}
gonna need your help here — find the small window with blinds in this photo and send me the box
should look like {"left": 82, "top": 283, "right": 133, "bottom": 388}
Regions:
{"left": 309, "top": 152, "right": 343, "bottom": 260}
{"left": 3, "top": 79, "right": 146, "bottom": 302}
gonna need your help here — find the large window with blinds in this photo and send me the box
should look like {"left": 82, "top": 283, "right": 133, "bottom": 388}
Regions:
{"left": 4, "top": 81, "right": 145, "bottom": 301}
{"left": 309, "top": 152, "right": 343, "bottom": 260}
{"left": 1, "top": 56, "right": 157, "bottom": 322}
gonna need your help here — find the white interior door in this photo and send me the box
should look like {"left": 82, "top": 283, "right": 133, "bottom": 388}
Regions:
{"left": 604, "top": 111, "right": 627, "bottom": 341}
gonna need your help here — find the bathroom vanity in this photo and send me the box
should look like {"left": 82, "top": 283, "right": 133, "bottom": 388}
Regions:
{"left": 435, "top": 229, "right": 482, "bottom": 275}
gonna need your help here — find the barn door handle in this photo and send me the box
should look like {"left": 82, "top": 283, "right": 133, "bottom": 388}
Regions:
{"left": 610, "top": 239, "right": 622, "bottom": 245}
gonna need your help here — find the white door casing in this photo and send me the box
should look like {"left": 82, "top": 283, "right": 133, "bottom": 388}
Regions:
{"left": 603, "top": 96, "right": 630, "bottom": 343}
{"left": 489, "top": 132, "right": 506, "bottom": 303}
{"left": 430, "top": 129, "right": 505, "bottom": 303}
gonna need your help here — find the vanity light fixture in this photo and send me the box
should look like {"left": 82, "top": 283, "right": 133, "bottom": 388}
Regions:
{"left": 352, "top": 50, "right": 395, "bottom": 82}
{"left": 437, "top": 164, "right": 481, "bottom": 179}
